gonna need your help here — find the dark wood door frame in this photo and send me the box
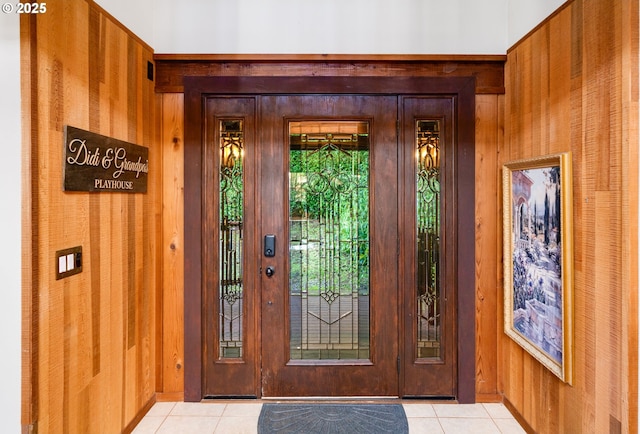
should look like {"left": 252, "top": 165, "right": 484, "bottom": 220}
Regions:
{"left": 183, "top": 75, "right": 476, "bottom": 403}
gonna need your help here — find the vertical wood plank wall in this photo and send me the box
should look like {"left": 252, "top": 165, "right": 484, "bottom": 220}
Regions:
{"left": 475, "top": 93, "right": 505, "bottom": 402}
{"left": 502, "top": 0, "right": 638, "bottom": 432}
{"left": 21, "top": 0, "right": 160, "bottom": 432}
{"left": 159, "top": 93, "right": 185, "bottom": 399}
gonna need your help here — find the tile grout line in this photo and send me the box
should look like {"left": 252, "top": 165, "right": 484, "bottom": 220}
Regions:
{"left": 152, "top": 402, "right": 177, "bottom": 434}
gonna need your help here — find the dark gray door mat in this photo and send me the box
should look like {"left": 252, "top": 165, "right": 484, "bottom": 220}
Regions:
{"left": 257, "top": 403, "right": 409, "bottom": 434}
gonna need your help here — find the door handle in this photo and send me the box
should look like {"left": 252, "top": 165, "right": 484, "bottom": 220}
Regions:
{"left": 264, "top": 234, "right": 276, "bottom": 257}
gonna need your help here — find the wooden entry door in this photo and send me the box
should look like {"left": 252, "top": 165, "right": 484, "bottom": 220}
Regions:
{"left": 259, "top": 95, "right": 399, "bottom": 396}
{"left": 184, "top": 76, "right": 476, "bottom": 402}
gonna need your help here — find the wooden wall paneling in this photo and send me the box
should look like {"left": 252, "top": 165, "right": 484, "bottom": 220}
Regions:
{"left": 22, "top": 0, "right": 159, "bottom": 432}
{"left": 20, "top": 12, "right": 36, "bottom": 431}
{"left": 160, "top": 93, "right": 185, "bottom": 398}
{"left": 127, "top": 40, "right": 140, "bottom": 424}
{"left": 594, "top": 191, "right": 623, "bottom": 432}
{"left": 622, "top": 1, "right": 640, "bottom": 431}
{"left": 546, "top": 31, "right": 573, "bottom": 424}
{"left": 134, "top": 2, "right": 159, "bottom": 414}
{"left": 619, "top": 1, "right": 640, "bottom": 431}
{"left": 35, "top": 3, "right": 82, "bottom": 431}
{"left": 107, "top": 15, "right": 127, "bottom": 433}
{"left": 502, "top": 0, "right": 638, "bottom": 432}
{"left": 474, "top": 94, "right": 501, "bottom": 402}
{"left": 495, "top": 94, "right": 506, "bottom": 399}
{"left": 577, "top": 3, "right": 600, "bottom": 432}
{"left": 500, "top": 55, "right": 515, "bottom": 411}
{"left": 568, "top": 2, "right": 590, "bottom": 431}
{"left": 583, "top": 1, "right": 625, "bottom": 432}
{"left": 531, "top": 24, "right": 550, "bottom": 158}
{"left": 548, "top": 8, "right": 572, "bottom": 154}
{"left": 142, "top": 40, "right": 160, "bottom": 415}
{"left": 618, "top": 10, "right": 633, "bottom": 431}
{"left": 503, "top": 12, "right": 531, "bottom": 434}
{"left": 150, "top": 97, "right": 165, "bottom": 406}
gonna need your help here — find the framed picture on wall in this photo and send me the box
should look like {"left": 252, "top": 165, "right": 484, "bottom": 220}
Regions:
{"left": 502, "top": 152, "right": 573, "bottom": 384}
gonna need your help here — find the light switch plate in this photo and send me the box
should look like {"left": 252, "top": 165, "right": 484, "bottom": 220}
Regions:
{"left": 56, "top": 246, "right": 82, "bottom": 280}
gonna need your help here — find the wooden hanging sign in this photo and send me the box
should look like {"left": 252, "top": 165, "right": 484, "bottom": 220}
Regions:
{"left": 63, "top": 126, "right": 149, "bottom": 193}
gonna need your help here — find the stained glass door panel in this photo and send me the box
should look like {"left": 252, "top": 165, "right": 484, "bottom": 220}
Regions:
{"left": 416, "top": 120, "right": 441, "bottom": 360}
{"left": 401, "top": 97, "right": 456, "bottom": 398}
{"left": 203, "top": 97, "right": 258, "bottom": 398}
{"left": 289, "top": 121, "right": 370, "bottom": 360}
{"left": 219, "top": 119, "right": 244, "bottom": 359}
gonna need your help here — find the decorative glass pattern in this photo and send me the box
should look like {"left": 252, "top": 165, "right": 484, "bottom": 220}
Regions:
{"left": 289, "top": 121, "right": 370, "bottom": 360}
{"left": 416, "top": 120, "right": 441, "bottom": 359}
{"left": 219, "top": 120, "right": 244, "bottom": 359}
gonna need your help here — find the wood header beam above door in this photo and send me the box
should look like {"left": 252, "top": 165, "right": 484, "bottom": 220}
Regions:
{"left": 154, "top": 54, "right": 505, "bottom": 94}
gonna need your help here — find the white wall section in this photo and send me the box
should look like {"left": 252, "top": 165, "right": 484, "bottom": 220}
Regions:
{"left": 507, "top": 0, "right": 567, "bottom": 46}
{"left": 97, "top": 0, "right": 156, "bottom": 47}
{"left": 98, "top": 0, "right": 511, "bottom": 54}
{"left": 98, "top": 0, "right": 568, "bottom": 54}
{"left": 96, "top": 0, "right": 570, "bottom": 55}
{"left": 0, "top": 10, "right": 23, "bottom": 434}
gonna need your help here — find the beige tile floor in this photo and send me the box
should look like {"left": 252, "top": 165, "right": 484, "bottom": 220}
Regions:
{"left": 132, "top": 401, "right": 527, "bottom": 434}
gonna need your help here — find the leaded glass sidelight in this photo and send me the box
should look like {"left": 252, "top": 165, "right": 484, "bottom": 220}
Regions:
{"left": 219, "top": 120, "right": 244, "bottom": 359}
{"left": 416, "top": 120, "right": 441, "bottom": 359}
{"left": 289, "top": 121, "right": 370, "bottom": 360}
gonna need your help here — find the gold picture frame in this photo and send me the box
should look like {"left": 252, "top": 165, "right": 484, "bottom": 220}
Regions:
{"left": 502, "top": 152, "right": 573, "bottom": 384}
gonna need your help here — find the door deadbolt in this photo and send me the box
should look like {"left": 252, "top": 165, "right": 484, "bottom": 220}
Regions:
{"left": 265, "top": 266, "right": 275, "bottom": 277}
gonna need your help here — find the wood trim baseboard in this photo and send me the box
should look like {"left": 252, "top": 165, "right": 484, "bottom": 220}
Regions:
{"left": 122, "top": 395, "right": 157, "bottom": 434}
{"left": 475, "top": 393, "right": 503, "bottom": 403}
{"left": 503, "top": 396, "right": 535, "bottom": 434}
{"left": 156, "top": 392, "right": 185, "bottom": 402}
{"left": 121, "top": 390, "right": 185, "bottom": 434}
